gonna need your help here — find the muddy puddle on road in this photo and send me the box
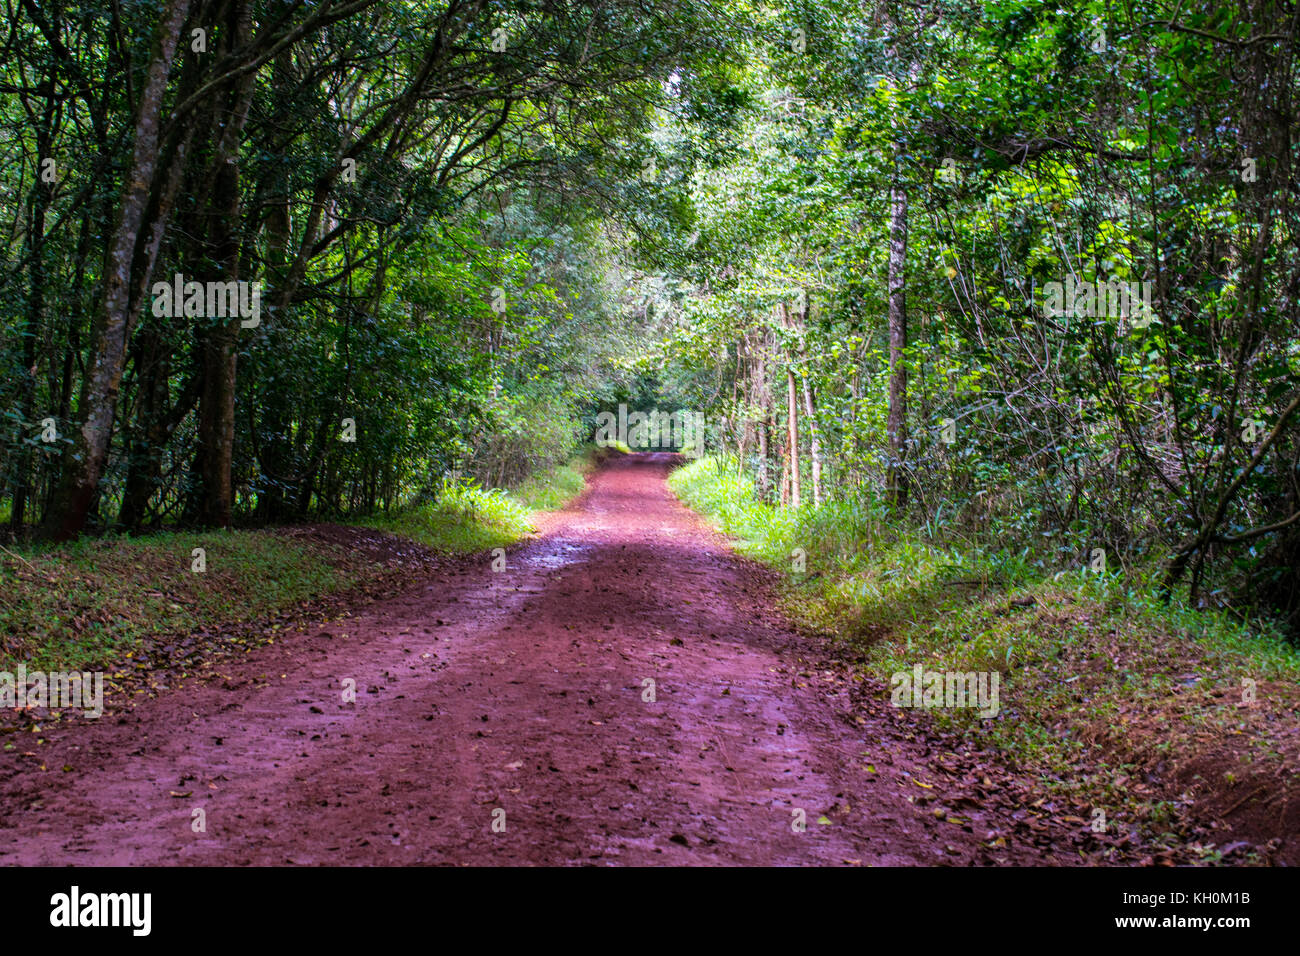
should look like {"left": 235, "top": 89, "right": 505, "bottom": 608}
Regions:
{"left": 519, "top": 539, "right": 592, "bottom": 571}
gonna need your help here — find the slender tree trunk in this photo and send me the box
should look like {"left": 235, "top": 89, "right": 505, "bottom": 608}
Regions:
{"left": 735, "top": 334, "right": 750, "bottom": 466}
{"left": 41, "top": 0, "right": 191, "bottom": 540}
{"left": 802, "top": 374, "right": 822, "bottom": 507}
{"left": 792, "top": 288, "right": 821, "bottom": 507}
{"left": 755, "top": 326, "right": 771, "bottom": 500}
{"left": 193, "top": 326, "right": 239, "bottom": 525}
{"left": 118, "top": 328, "right": 167, "bottom": 530}
{"left": 885, "top": 172, "right": 909, "bottom": 508}
{"left": 882, "top": 13, "right": 913, "bottom": 511}
{"left": 253, "top": 86, "right": 294, "bottom": 524}
{"left": 786, "top": 365, "right": 800, "bottom": 510}
{"left": 194, "top": 0, "right": 256, "bottom": 528}
{"left": 778, "top": 429, "right": 789, "bottom": 509}
{"left": 778, "top": 301, "right": 801, "bottom": 510}
{"left": 12, "top": 110, "right": 54, "bottom": 534}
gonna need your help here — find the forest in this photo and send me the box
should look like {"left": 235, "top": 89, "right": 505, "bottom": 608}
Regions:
{"left": 1, "top": 0, "right": 1298, "bottom": 876}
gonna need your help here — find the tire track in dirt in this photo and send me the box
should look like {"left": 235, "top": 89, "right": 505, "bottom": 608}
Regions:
{"left": 0, "top": 453, "right": 1064, "bottom": 865}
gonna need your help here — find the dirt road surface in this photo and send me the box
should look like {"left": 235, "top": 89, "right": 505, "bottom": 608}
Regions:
{"left": 0, "top": 453, "right": 1066, "bottom": 865}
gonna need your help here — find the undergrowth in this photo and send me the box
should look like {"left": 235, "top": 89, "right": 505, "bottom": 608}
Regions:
{"left": 669, "top": 455, "right": 1300, "bottom": 855}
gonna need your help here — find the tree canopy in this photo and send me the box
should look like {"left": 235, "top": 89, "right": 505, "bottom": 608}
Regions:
{"left": 3, "top": 0, "right": 1298, "bottom": 635}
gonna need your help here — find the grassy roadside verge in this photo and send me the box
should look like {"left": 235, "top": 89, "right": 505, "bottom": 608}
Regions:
{"left": 358, "top": 442, "right": 626, "bottom": 550}
{"left": 669, "top": 456, "right": 1300, "bottom": 863}
{"left": 0, "top": 530, "right": 352, "bottom": 675}
{"left": 0, "top": 451, "right": 604, "bottom": 675}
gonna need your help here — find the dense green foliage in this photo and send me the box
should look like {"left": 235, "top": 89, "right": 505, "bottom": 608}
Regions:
{"left": 652, "top": 0, "right": 1300, "bottom": 636}
{"left": 0, "top": 528, "right": 350, "bottom": 671}
{"left": 3, "top": 1, "right": 1299, "bottom": 635}
{"left": 0, "top": 0, "right": 737, "bottom": 536}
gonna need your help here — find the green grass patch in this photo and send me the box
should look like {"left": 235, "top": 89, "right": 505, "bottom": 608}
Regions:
{"left": 364, "top": 450, "right": 600, "bottom": 547}
{"left": 363, "top": 478, "right": 535, "bottom": 552}
{"left": 513, "top": 462, "right": 586, "bottom": 512}
{"left": 0, "top": 530, "right": 350, "bottom": 673}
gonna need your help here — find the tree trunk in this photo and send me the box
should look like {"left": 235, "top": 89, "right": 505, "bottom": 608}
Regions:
{"left": 41, "top": 0, "right": 192, "bottom": 540}
{"left": 755, "top": 329, "right": 771, "bottom": 500}
{"left": 735, "top": 334, "right": 750, "bottom": 466}
{"left": 802, "top": 373, "right": 822, "bottom": 507}
{"left": 193, "top": 0, "right": 256, "bottom": 528}
{"left": 253, "top": 82, "right": 294, "bottom": 524}
{"left": 778, "top": 429, "right": 789, "bottom": 509}
{"left": 786, "top": 366, "right": 800, "bottom": 510}
{"left": 885, "top": 172, "right": 909, "bottom": 508}
{"left": 792, "top": 289, "right": 821, "bottom": 507}
{"left": 11, "top": 107, "right": 54, "bottom": 534}
{"left": 882, "top": 13, "right": 913, "bottom": 511}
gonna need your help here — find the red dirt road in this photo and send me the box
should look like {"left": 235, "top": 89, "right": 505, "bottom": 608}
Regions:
{"left": 0, "top": 453, "right": 1066, "bottom": 865}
